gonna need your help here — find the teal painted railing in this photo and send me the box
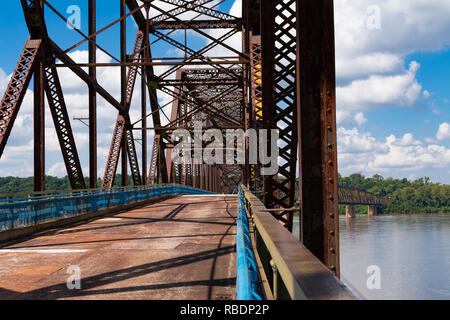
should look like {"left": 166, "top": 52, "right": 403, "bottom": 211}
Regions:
{"left": 0, "top": 185, "right": 212, "bottom": 232}
{"left": 236, "top": 185, "right": 262, "bottom": 300}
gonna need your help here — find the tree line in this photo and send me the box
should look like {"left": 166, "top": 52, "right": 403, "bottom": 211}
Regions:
{"left": 338, "top": 173, "right": 450, "bottom": 214}
{"left": 0, "top": 175, "right": 132, "bottom": 195}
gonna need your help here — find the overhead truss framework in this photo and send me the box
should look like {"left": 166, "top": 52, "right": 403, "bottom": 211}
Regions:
{"left": 0, "top": 0, "right": 340, "bottom": 276}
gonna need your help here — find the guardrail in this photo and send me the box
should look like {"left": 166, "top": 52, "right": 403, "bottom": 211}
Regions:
{"left": 240, "top": 185, "right": 357, "bottom": 300}
{"left": 0, "top": 184, "right": 211, "bottom": 232}
{"left": 237, "top": 185, "right": 263, "bottom": 300}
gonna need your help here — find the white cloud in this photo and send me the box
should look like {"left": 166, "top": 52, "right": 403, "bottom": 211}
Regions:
{"left": 335, "top": 0, "right": 450, "bottom": 123}
{"left": 337, "top": 61, "right": 422, "bottom": 113}
{"left": 437, "top": 122, "right": 450, "bottom": 141}
{"left": 337, "top": 53, "right": 404, "bottom": 81}
{"left": 338, "top": 128, "right": 450, "bottom": 182}
{"left": 48, "top": 162, "right": 67, "bottom": 177}
{"left": 354, "top": 112, "right": 368, "bottom": 126}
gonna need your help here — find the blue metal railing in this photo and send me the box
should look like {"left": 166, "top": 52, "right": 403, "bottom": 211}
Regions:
{"left": 0, "top": 185, "right": 212, "bottom": 232}
{"left": 237, "top": 185, "right": 262, "bottom": 300}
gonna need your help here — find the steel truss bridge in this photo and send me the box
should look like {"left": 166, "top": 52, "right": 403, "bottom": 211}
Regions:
{"left": 0, "top": 0, "right": 375, "bottom": 300}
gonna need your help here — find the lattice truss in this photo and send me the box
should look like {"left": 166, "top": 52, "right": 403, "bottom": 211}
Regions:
{"left": 158, "top": 68, "right": 245, "bottom": 193}
{"left": 0, "top": 0, "right": 301, "bottom": 216}
{"left": 259, "top": 0, "right": 299, "bottom": 230}
{"left": 0, "top": 0, "right": 249, "bottom": 193}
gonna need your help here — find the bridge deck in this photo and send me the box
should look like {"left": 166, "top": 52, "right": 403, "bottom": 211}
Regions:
{"left": 0, "top": 195, "right": 237, "bottom": 300}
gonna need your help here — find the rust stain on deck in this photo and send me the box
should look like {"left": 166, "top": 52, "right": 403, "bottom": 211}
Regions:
{"left": 0, "top": 195, "right": 237, "bottom": 300}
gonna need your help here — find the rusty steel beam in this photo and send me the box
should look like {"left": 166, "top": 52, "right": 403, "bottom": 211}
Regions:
{"left": 18, "top": 1, "right": 86, "bottom": 190}
{"left": 102, "top": 116, "right": 126, "bottom": 188}
{"left": 34, "top": 58, "right": 45, "bottom": 192}
{"left": 248, "top": 35, "right": 263, "bottom": 196}
{"left": 54, "top": 60, "right": 246, "bottom": 67}
{"left": 102, "top": 104, "right": 127, "bottom": 186}
{"left": 157, "top": 28, "right": 240, "bottom": 80}
{"left": 126, "top": 0, "right": 169, "bottom": 183}
{"left": 157, "top": 79, "right": 240, "bottom": 87}
{"left": 151, "top": 0, "right": 216, "bottom": 24}
{"left": 260, "top": 0, "right": 298, "bottom": 231}
{"left": 141, "top": 67, "right": 147, "bottom": 184}
{"left": 89, "top": 0, "right": 97, "bottom": 188}
{"left": 120, "top": 0, "right": 128, "bottom": 187}
{"left": 50, "top": 41, "right": 125, "bottom": 114}
{"left": 124, "top": 32, "right": 144, "bottom": 186}
{"left": 296, "top": 0, "right": 340, "bottom": 277}
{"left": 0, "top": 39, "right": 41, "bottom": 158}
{"left": 126, "top": 129, "right": 142, "bottom": 186}
{"left": 153, "top": 19, "right": 241, "bottom": 30}
{"left": 102, "top": 31, "right": 144, "bottom": 188}
{"left": 159, "top": 0, "right": 238, "bottom": 21}
{"left": 149, "top": 3, "right": 245, "bottom": 59}
{"left": 148, "top": 134, "right": 160, "bottom": 185}
{"left": 43, "top": 64, "right": 86, "bottom": 190}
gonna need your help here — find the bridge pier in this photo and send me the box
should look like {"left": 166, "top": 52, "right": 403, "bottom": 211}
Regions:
{"left": 368, "top": 205, "right": 378, "bottom": 216}
{"left": 346, "top": 205, "right": 356, "bottom": 219}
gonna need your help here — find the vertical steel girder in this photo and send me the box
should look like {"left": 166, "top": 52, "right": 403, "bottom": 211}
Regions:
{"left": 120, "top": 0, "right": 128, "bottom": 187}
{"left": 89, "top": 0, "right": 98, "bottom": 188}
{"left": 34, "top": 58, "right": 45, "bottom": 192}
{"left": 141, "top": 69, "right": 147, "bottom": 184}
{"left": 248, "top": 35, "right": 264, "bottom": 197}
{"left": 296, "top": 0, "right": 340, "bottom": 276}
{"left": 260, "top": 0, "right": 298, "bottom": 231}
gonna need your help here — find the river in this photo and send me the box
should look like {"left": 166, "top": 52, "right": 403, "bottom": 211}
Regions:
{"left": 293, "top": 214, "right": 450, "bottom": 300}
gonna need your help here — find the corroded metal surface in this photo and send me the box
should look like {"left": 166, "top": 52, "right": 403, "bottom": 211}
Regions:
{"left": 0, "top": 195, "right": 237, "bottom": 300}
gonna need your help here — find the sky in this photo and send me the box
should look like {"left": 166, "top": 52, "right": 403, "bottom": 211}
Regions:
{"left": 0, "top": 0, "right": 449, "bottom": 184}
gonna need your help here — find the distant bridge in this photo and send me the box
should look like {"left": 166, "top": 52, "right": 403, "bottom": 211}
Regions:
{"left": 338, "top": 188, "right": 387, "bottom": 218}
{"left": 338, "top": 188, "right": 386, "bottom": 206}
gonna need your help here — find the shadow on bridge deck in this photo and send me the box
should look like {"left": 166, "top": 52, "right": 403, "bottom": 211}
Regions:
{"left": 0, "top": 195, "right": 237, "bottom": 300}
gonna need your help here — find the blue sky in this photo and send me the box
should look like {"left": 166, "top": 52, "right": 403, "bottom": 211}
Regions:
{"left": 0, "top": 1, "right": 450, "bottom": 184}
{"left": 363, "top": 50, "right": 450, "bottom": 141}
